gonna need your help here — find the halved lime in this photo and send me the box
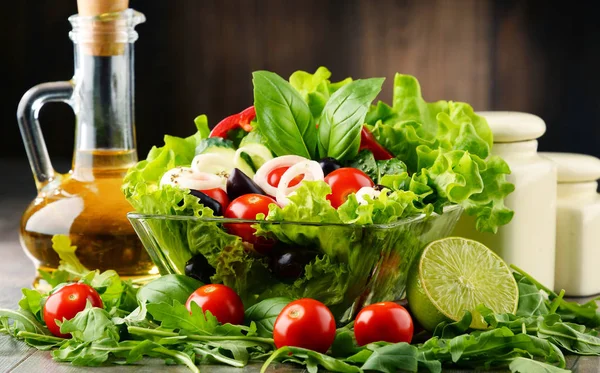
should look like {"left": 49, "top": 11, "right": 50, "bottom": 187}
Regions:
{"left": 406, "top": 237, "right": 518, "bottom": 331}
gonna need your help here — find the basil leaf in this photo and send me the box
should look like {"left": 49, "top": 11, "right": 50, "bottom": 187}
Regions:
{"left": 318, "top": 78, "right": 384, "bottom": 161}
{"left": 244, "top": 297, "right": 291, "bottom": 337}
{"left": 253, "top": 71, "right": 317, "bottom": 159}
{"left": 137, "top": 274, "right": 202, "bottom": 305}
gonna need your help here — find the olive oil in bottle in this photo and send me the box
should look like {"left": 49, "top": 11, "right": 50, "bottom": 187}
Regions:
{"left": 17, "top": 8, "right": 155, "bottom": 283}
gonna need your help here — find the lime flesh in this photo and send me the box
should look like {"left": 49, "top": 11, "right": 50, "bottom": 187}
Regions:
{"left": 407, "top": 237, "right": 518, "bottom": 331}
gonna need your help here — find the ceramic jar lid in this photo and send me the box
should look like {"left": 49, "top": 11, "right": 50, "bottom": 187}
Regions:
{"left": 477, "top": 111, "right": 546, "bottom": 143}
{"left": 540, "top": 152, "right": 600, "bottom": 183}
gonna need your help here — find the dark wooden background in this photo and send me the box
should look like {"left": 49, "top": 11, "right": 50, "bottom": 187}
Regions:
{"left": 2, "top": 0, "right": 599, "bottom": 169}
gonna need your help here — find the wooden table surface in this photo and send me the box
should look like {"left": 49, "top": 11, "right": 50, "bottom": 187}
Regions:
{"left": 0, "top": 160, "right": 599, "bottom": 373}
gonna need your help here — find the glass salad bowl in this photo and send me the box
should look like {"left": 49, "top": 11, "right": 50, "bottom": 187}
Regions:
{"left": 128, "top": 205, "right": 462, "bottom": 323}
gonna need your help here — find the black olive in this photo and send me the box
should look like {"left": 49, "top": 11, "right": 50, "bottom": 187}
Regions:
{"left": 318, "top": 157, "right": 341, "bottom": 176}
{"left": 227, "top": 168, "right": 266, "bottom": 201}
{"left": 185, "top": 254, "right": 216, "bottom": 284}
{"left": 270, "top": 248, "right": 317, "bottom": 281}
{"left": 188, "top": 190, "right": 223, "bottom": 215}
{"left": 373, "top": 184, "right": 392, "bottom": 195}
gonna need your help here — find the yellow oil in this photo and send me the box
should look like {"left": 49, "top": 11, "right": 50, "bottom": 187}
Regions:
{"left": 20, "top": 149, "right": 155, "bottom": 280}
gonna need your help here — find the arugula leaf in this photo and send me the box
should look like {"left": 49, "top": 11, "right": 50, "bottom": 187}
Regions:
{"left": 137, "top": 274, "right": 202, "bottom": 306}
{"left": 147, "top": 300, "right": 218, "bottom": 335}
{"left": 244, "top": 297, "right": 291, "bottom": 337}
{"left": 361, "top": 343, "right": 419, "bottom": 373}
{"left": 318, "top": 78, "right": 384, "bottom": 161}
{"left": 253, "top": 70, "right": 317, "bottom": 159}
{"left": 509, "top": 357, "right": 570, "bottom": 373}
{"left": 52, "top": 338, "right": 117, "bottom": 366}
{"left": 59, "top": 305, "right": 119, "bottom": 343}
{"left": 262, "top": 346, "right": 362, "bottom": 373}
{"left": 432, "top": 310, "right": 472, "bottom": 339}
{"left": 537, "top": 313, "right": 600, "bottom": 355}
{"left": 0, "top": 308, "right": 49, "bottom": 335}
{"left": 514, "top": 273, "right": 550, "bottom": 317}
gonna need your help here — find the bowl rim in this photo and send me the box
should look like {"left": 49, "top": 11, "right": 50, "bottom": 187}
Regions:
{"left": 127, "top": 204, "right": 462, "bottom": 229}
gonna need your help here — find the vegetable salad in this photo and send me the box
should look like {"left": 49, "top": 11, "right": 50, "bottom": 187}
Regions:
{"left": 121, "top": 67, "right": 514, "bottom": 307}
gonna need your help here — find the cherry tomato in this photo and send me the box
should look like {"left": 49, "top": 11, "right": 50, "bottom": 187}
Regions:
{"left": 185, "top": 284, "right": 244, "bottom": 325}
{"left": 267, "top": 167, "right": 304, "bottom": 188}
{"left": 43, "top": 283, "right": 103, "bottom": 338}
{"left": 201, "top": 188, "right": 230, "bottom": 211}
{"left": 354, "top": 302, "right": 414, "bottom": 346}
{"left": 273, "top": 298, "right": 336, "bottom": 353}
{"left": 324, "top": 168, "right": 374, "bottom": 208}
{"left": 224, "top": 194, "right": 277, "bottom": 253}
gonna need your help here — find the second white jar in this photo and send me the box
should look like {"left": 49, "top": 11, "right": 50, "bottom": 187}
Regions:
{"left": 453, "top": 111, "right": 558, "bottom": 289}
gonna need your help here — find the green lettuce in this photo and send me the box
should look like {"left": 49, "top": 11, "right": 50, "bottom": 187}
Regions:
{"left": 289, "top": 66, "right": 352, "bottom": 119}
{"left": 366, "top": 74, "right": 513, "bottom": 232}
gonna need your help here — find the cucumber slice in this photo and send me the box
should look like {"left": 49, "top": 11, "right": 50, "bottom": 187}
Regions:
{"left": 195, "top": 137, "right": 235, "bottom": 155}
{"left": 192, "top": 149, "right": 254, "bottom": 178}
{"left": 235, "top": 144, "right": 274, "bottom": 170}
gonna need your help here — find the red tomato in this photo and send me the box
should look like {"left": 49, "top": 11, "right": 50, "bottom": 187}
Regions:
{"left": 324, "top": 168, "right": 374, "bottom": 208}
{"left": 43, "top": 283, "right": 103, "bottom": 338}
{"left": 354, "top": 302, "right": 414, "bottom": 346}
{"left": 267, "top": 167, "right": 304, "bottom": 188}
{"left": 185, "top": 284, "right": 244, "bottom": 325}
{"left": 273, "top": 298, "right": 336, "bottom": 353}
{"left": 202, "top": 188, "right": 230, "bottom": 211}
{"left": 224, "top": 194, "right": 277, "bottom": 253}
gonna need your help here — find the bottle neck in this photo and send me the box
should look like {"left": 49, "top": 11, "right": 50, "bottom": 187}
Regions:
{"left": 492, "top": 140, "right": 539, "bottom": 158}
{"left": 68, "top": 9, "right": 144, "bottom": 174}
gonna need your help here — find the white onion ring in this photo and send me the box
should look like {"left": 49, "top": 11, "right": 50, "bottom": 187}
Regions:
{"left": 253, "top": 155, "right": 309, "bottom": 196}
{"left": 276, "top": 160, "right": 324, "bottom": 206}
{"left": 160, "top": 167, "right": 224, "bottom": 191}
{"left": 355, "top": 187, "right": 381, "bottom": 205}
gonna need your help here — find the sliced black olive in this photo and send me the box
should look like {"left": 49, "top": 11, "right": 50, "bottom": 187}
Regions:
{"left": 227, "top": 168, "right": 266, "bottom": 201}
{"left": 184, "top": 254, "right": 216, "bottom": 284}
{"left": 373, "top": 184, "right": 392, "bottom": 195}
{"left": 270, "top": 248, "right": 318, "bottom": 281}
{"left": 189, "top": 189, "right": 223, "bottom": 215}
{"left": 318, "top": 157, "right": 341, "bottom": 176}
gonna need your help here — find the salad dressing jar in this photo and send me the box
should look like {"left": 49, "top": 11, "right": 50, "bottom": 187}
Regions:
{"left": 453, "top": 112, "right": 557, "bottom": 289}
{"left": 540, "top": 152, "right": 600, "bottom": 296}
{"left": 17, "top": 3, "right": 155, "bottom": 283}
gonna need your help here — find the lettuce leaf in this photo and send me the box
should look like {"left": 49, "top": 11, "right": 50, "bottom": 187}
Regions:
{"left": 365, "top": 74, "right": 513, "bottom": 233}
{"left": 289, "top": 66, "right": 352, "bottom": 119}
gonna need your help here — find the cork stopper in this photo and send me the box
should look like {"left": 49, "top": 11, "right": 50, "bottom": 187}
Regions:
{"left": 76, "top": 0, "right": 130, "bottom": 56}
{"left": 77, "top": 0, "right": 129, "bottom": 16}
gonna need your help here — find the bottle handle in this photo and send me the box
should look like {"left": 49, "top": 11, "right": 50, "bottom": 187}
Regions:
{"left": 17, "top": 81, "right": 74, "bottom": 190}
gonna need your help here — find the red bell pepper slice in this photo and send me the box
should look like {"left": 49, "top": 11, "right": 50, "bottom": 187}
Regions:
{"left": 209, "top": 106, "right": 256, "bottom": 138}
{"left": 359, "top": 126, "right": 394, "bottom": 160}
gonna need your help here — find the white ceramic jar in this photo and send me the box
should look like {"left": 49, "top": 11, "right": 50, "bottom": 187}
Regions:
{"left": 540, "top": 152, "right": 600, "bottom": 296}
{"left": 453, "top": 112, "right": 557, "bottom": 289}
